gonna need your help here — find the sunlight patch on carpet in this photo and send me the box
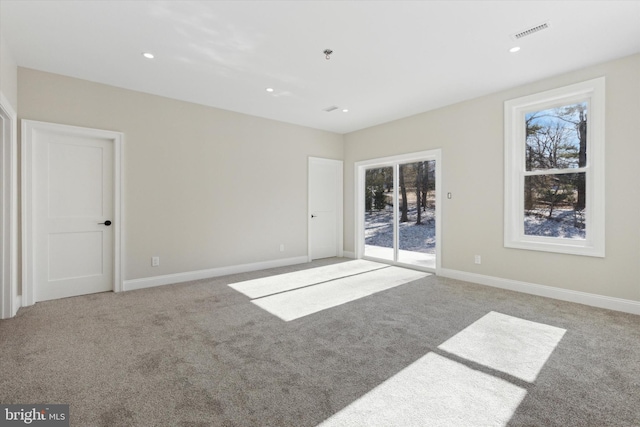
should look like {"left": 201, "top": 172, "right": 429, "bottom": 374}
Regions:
{"left": 438, "top": 311, "right": 566, "bottom": 382}
{"left": 251, "top": 266, "right": 428, "bottom": 321}
{"left": 318, "top": 352, "right": 527, "bottom": 427}
{"left": 318, "top": 312, "right": 565, "bottom": 426}
{"left": 229, "top": 260, "right": 388, "bottom": 299}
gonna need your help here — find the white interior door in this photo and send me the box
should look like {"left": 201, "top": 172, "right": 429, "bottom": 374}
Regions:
{"left": 308, "top": 157, "right": 343, "bottom": 260}
{"left": 25, "top": 121, "right": 121, "bottom": 302}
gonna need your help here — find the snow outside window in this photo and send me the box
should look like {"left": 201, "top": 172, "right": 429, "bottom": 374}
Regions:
{"left": 504, "top": 77, "right": 605, "bottom": 257}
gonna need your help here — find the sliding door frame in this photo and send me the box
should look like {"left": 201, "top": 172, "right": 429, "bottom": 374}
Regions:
{"left": 355, "top": 149, "right": 442, "bottom": 274}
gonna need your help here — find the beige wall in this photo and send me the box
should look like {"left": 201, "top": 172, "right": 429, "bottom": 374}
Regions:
{"left": 18, "top": 68, "right": 344, "bottom": 281}
{"left": 0, "top": 33, "right": 18, "bottom": 109}
{"left": 344, "top": 54, "right": 640, "bottom": 302}
{"left": 16, "top": 54, "right": 640, "bottom": 303}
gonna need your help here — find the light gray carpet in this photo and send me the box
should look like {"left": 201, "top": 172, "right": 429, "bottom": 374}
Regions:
{"left": 1, "top": 257, "right": 639, "bottom": 426}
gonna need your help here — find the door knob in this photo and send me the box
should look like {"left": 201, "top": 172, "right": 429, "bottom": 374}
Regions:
{"left": 98, "top": 220, "right": 112, "bottom": 226}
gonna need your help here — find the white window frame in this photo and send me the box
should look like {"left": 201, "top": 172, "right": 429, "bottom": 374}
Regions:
{"left": 504, "top": 77, "right": 605, "bottom": 257}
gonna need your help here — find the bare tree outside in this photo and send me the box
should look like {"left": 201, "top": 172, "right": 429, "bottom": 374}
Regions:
{"left": 364, "top": 161, "right": 436, "bottom": 263}
{"left": 399, "top": 165, "right": 409, "bottom": 223}
{"left": 524, "top": 102, "right": 587, "bottom": 238}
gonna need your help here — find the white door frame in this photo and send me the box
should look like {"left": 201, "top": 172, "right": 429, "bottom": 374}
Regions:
{"left": 22, "top": 120, "right": 125, "bottom": 306}
{"left": 0, "top": 92, "right": 18, "bottom": 318}
{"left": 308, "top": 157, "right": 343, "bottom": 261}
{"left": 355, "top": 149, "right": 442, "bottom": 274}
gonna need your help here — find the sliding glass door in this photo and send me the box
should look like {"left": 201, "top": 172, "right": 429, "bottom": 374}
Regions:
{"left": 397, "top": 160, "right": 436, "bottom": 268}
{"left": 358, "top": 150, "right": 440, "bottom": 271}
{"left": 364, "top": 166, "right": 394, "bottom": 261}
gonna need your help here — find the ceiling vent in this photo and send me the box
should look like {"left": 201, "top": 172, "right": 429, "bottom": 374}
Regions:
{"left": 323, "top": 105, "right": 339, "bottom": 113}
{"left": 511, "top": 21, "right": 551, "bottom": 40}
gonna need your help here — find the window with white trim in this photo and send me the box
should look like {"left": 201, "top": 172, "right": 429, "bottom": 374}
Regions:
{"left": 504, "top": 77, "right": 605, "bottom": 257}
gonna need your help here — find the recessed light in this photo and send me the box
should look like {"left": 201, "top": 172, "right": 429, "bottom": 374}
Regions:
{"left": 266, "top": 88, "right": 274, "bottom": 92}
{"left": 342, "top": 109, "right": 349, "bottom": 113}
{"left": 142, "top": 52, "right": 155, "bottom": 59}
{"left": 509, "top": 46, "right": 521, "bottom": 53}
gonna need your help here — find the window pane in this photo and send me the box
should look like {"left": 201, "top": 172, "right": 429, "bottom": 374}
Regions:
{"left": 364, "top": 167, "right": 394, "bottom": 260}
{"left": 524, "top": 173, "right": 585, "bottom": 239}
{"left": 525, "top": 102, "right": 587, "bottom": 171}
{"left": 398, "top": 161, "right": 436, "bottom": 268}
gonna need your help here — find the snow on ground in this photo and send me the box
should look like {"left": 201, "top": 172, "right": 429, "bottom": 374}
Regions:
{"left": 365, "top": 206, "right": 435, "bottom": 254}
{"left": 365, "top": 206, "right": 585, "bottom": 252}
{"left": 524, "top": 208, "right": 585, "bottom": 239}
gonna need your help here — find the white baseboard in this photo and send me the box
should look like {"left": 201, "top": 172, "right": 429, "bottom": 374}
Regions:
{"left": 123, "top": 256, "right": 309, "bottom": 292}
{"left": 439, "top": 268, "right": 640, "bottom": 316}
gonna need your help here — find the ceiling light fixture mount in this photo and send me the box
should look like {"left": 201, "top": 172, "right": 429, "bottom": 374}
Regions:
{"left": 323, "top": 49, "right": 333, "bottom": 60}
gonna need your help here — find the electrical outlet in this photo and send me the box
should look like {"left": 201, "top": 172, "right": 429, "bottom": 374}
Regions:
{"left": 474, "top": 255, "right": 481, "bottom": 265}
{"left": 279, "top": 244, "right": 285, "bottom": 252}
{"left": 152, "top": 256, "right": 160, "bottom": 267}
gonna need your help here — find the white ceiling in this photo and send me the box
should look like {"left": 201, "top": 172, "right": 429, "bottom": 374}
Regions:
{"left": 2, "top": 1, "right": 639, "bottom": 134}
